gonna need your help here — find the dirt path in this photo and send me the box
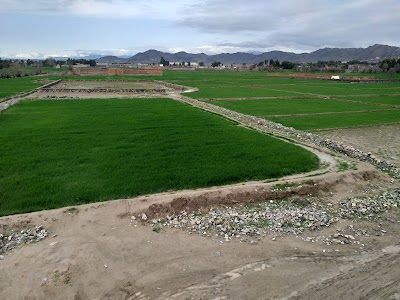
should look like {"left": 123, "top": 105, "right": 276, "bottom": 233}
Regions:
{"left": 162, "top": 244, "right": 400, "bottom": 300}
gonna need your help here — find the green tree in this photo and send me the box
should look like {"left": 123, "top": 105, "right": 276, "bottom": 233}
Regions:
{"left": 379, "top": 58, "right": 397, "bottom": 71}
{"left": 43, "top": 58, "right": 56, "bottom": 67}
{"left": 159, "top": 57, "right": 169, "bottom": 66}
{"left": 388, "top": 67, "right": 396, "bottom": 77}
{"left": 281, "top": 61, "right": 295, "bottom": 69}
{"left": 273, "top": 60, "right": 281, "bottom": 67}
{"left": 211, "top": 62, "right": 222, "bottom": 67}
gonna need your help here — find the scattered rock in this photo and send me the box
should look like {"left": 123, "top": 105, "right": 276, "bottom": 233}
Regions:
{"left": 339, "top": 190, "right": 400, "bottom": 219}
{"left": 152, "top": 198, "right": 337, "bottom": 241}
{"left": 145, "top": 189, "right": 399, "bottom": 244}
{"left": 0, "top": 226, "right": 49, "bottom": 255}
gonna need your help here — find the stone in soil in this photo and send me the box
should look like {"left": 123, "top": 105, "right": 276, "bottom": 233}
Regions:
{"left": 0, "top": 225, "right": 49, "bottom": 256}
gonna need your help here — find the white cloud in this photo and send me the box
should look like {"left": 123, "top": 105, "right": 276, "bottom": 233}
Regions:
{"left": 0, "top": 48, "right": 140, "bottom": 59}
{"left": 179, "top": 0, "right": 400, "bottom": 50}
{"left": 0, "top": 0, "right": 192, "bottom": 19}
{"left": 1, "top": 0, "right": 399, "bottom": 55}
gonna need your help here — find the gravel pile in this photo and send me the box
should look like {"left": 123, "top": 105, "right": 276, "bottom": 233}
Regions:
{"left": 0, "top": 225, "right": 48, "bottom": 256}
{"left": 147, "top": 189, "right": 399, "bottom": 243}
{"left": 339, "top": 189, "right": 400, "bottom": 219}
{"left": 152, "top": 200, "right": 337, "bottom": 242}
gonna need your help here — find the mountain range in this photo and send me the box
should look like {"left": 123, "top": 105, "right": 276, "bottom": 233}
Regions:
{"left": 96, "top": 44, "right": 400, "bottom": 65}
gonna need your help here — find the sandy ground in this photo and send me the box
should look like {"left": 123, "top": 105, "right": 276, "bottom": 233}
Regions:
{"left": 1, "top": 164, "right": 399, "bottom": 300}
{"left": 51, "top": 81, "right": 165, "bottom": 90}
{"left": 26, "top": 91, "right": 169, "bottom": 99}
{"left": 318, "top": 123, "right": 400, "bottom": 166}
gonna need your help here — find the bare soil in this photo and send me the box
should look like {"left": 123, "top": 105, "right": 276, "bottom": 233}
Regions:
{"left": 26, "top": 91, "right": 170, "bottom": 99}
{"left": 318, "top": 123, "right": 400, "bottom": 166}
{"left": 26, "top": 80, "right": 176, "bottom": 99}
{"left": 50, "top": 81, "right": 166, "bottom": 90}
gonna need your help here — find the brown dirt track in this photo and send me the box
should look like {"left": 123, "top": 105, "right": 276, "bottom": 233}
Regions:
{"left": 1, "top": 85, "right": 400, "bottom": 300}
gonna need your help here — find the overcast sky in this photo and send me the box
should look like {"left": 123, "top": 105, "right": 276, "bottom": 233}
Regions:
{"left": 1, "top": 0, "right": 399, "bottom": 59}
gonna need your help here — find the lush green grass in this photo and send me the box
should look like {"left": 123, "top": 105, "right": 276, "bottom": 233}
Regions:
{"left": 337, "top": 95, "right": 400, "bottom": 106}
{"left": 135, "top": 70, "right": 399, "bottom": 130}
{"left": 161, "top": 71, "right": 400, "bottom": 98}
{"left": 265, "top": 82, "right": 400, "bottom": 96}
{"left": 0, "top": 98, "right": 319, "bottom": 216}
{"left": 268, "top": 110, "right": 400, "bottom": 130}
{"left": 0, "top": 77, "right": 44, "bottom": 99}
{"left": 37, "top": 70, "right": 400, "bottom": 131}
{"left": 211, "top": 98, "right": 388, "bottom": 116}
{"left": 48, "top": 70, "right": 400, "bottom": 98}
{"left": 188, "top": 87, "right": 302, "bottom": 98}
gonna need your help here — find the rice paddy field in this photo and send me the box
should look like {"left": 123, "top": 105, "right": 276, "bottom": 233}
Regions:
{"left": 0, "top": 98, "right": 319, "bottom": 216}
{"left": 1, "top": 70, "right": 400, "bottom": 215}
{"left": 150, "top": 70, "right": 400, "bottom": 130}
{"left": 0, "top": 77, "right": 44, "bottom": 99}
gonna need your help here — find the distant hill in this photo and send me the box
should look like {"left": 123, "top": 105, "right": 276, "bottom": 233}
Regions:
{"left": 96, "top": 55, "right": 127, "bottom": 63}
{"left": 97, "top": 44, "right": 400, "bottom": 65}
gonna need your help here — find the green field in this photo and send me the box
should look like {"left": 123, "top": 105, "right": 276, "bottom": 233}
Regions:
{"left": 146, "top": 70, "right": 399, "bottom": 129}
{"left": 0, "top": 98, "right": 319, "bottom": 216}
{"left": 269, "top": 110, "right": 400, "bottom": 130}
{"left": 0, "top": 77, "right": 44, "bottom": 99}
{"left": 211, "top": 98, "right": 390, "bottom": 116}
{"left": 2, "top": 70, "right": 400, "bottom": 215}
{"left": 51, "top": 70, "right": 400, "bottom": 98}
{"left": 337, "top": 95, "right": 400, "bottom": 106}
{"left": 5, "top": 70, "right": 400, "bottom": 131}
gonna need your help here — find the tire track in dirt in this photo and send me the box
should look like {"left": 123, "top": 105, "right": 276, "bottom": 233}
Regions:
{"left": 157, "top": 245, "right": 400, "bottom": 300}
{"left": 283, "top": 245, "right": 400, "bottom": 300}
